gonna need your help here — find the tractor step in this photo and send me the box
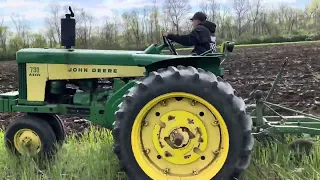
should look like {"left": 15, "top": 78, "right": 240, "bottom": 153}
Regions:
{"left": 0, "top": 91, "right": 19, "bottom": 113}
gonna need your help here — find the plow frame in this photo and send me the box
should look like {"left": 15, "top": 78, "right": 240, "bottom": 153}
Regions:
{"left": 246, "top": 58, "right": 320, "bottom": 139}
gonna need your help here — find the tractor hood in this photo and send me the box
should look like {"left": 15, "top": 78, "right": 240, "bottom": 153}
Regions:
{"left": 16, "top": 48, "right": 144, "bottom": 66}
{"left": 16, "top": 48, "right": 224, "bottom": 66}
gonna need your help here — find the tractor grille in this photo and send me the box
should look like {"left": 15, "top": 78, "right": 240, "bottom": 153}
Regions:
{"left": 18, "top": 63, "right": 27, "bottom": 99}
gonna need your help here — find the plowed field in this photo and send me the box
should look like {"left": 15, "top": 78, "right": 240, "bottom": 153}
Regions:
{"left": 1, "top": 42, "right": 320, "bottom": 134}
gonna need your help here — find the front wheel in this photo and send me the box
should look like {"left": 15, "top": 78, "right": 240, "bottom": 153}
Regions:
{"left": 4, "top": 115, "right": 57, "bottom": 158}
{"left": 112, "top": 66, "right": 254, "bottom": 180}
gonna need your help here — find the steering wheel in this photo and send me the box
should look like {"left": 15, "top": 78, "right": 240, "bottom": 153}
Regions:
{"left": 163, "top": 36, "right": 178, "bottom": 55}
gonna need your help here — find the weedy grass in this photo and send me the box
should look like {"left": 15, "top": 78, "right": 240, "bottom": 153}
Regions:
{"left": 0, "top": 126, "right": 319, "bottom": 180}
{"left": 0, "top": 127, "right": 125, "bottom": 180}
{"left": 244, "top": 137, "right": 320, "bottom": 180}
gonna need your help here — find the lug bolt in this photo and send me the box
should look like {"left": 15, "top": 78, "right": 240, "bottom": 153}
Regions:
{"left": 144, "top": 149, "right": 150, "bottom": 154}
{"left": 165, "top": 151, "right": 172, "bottom": 157}
{"left": 187, "top": 118, "right": 194, "bottom": 124}
{"left": 163, "top": 168, "right": 170, "bottom": 175}
{"left": 211, "top": 121, "right": 219, "bottom": 126}
{"left": 214, "top": 150, "right": 220, "bottom": 155}
{"left": 22, "top": 138, "right": 31, "bottom": 145}
{"left": 198, "top": 137, "right": 203, "bottom": 143}
{"left": 143, "top": 121, "right": 148, "bottom": 126}
{"left": 193, "top": 170, "right": 198, "bottom": 175}
{"left": 191, "top": 100, "right": 196, "bottom": 106}
{"left": 161, "top": 101, "right": 166, "bottom": 106}
{"left": 168, "top": 115, "right": 175, "bottom": 121}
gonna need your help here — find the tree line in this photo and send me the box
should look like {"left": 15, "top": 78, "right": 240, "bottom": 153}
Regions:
{"left": 1, "top": 0, "right": 320, "bottom": 60}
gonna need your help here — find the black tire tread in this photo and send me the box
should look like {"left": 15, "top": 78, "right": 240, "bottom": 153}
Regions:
{"left": 112, "top": 66, "right": 254, "bottom": 180}
{"left": 28, "top": 113, "right": 66, "bottom": 146}
{"left": 4, "top": 114, "right": 57, "bottom": 158}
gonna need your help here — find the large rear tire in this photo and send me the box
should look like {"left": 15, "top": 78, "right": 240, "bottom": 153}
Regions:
{"left": 112, "top": 66, "right": 254, "bottom": 180}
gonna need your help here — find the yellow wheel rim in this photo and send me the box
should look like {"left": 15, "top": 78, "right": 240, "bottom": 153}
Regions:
{"left": 13, "top": 128, "right": 42, "bottom": 155}
{"left": 131, "top": 92, "right": 229, "bottom": 179}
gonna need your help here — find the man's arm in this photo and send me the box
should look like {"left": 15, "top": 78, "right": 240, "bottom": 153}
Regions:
{"left": 166, "top": 29, "right": 200, "bottom": 47}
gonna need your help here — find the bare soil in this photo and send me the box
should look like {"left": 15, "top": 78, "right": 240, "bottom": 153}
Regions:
{"left": 0, "top": 43, "right": 319, "bottom": 134}
{"left": 224, "top": 43, "right": 320, "bottom": 115}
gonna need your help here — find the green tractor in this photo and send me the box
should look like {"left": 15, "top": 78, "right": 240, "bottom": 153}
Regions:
{"left": 0, "top": 7, "right": 253, "bottom": 180}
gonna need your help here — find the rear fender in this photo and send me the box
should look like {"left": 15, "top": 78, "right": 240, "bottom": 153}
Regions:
{"left": 133, "top": 54, "right": 224, "bottom": 76}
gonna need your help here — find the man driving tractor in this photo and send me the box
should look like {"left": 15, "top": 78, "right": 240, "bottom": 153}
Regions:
{"left": 163, "top": 12, "right": 217, "bottom": 55}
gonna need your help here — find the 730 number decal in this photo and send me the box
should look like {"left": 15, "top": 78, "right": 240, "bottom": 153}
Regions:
{"left": 29, "top": 67, "right": 40, "bottom": 76}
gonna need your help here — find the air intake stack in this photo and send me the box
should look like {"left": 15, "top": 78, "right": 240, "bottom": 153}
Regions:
{"left": 61, "top": 6, "right": 75, "bottom": 49}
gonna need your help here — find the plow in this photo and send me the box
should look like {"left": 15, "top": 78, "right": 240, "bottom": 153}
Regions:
{"left": 0, "top": 6, "right": 319, "bottom": 180}
{"left": 246, "top": 57, "right": 320, "bottom": 151}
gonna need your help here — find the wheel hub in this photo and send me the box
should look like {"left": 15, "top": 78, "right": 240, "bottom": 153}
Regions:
{"left": 153, "top": 110, "right": 208, "bottom": 165}
{"left": 132, "top": 93, "right": 229, "bottom": 179}
{"left": 168, "top": 127, "right": 190, "bottom": 148}
{"left": 14, "top": 129, "right": 41, "bottom": 155}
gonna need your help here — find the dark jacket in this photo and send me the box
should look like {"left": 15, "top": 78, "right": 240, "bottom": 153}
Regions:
{"left": 167, "top": 21, "right": 217, "bottom": 55}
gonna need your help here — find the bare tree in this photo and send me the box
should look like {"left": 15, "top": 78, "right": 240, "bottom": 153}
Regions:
{"left": 233, "top": 0, "right": 250, "bottom": 36}
{"left": 122, "top": 10, "right": 143, "bottom": 48}
{"left": 76, "top": 8, "right": 93, "bottom": 48}
{"left": 45, "top": 2, "right": 63, "bottom": 45}
{"left": 249, "top": 0, "right": 264, "bottom": 35}
{"left": 216, "top": 5, "right": 231, "bottom": 39}
{"left": 164, "top": 0, "right": 191, "bottom": 33}
{"left": 45, "top": 28, "right": 56, "bottom": 48}
{"left": 11, "top": 14, "right": 30, "bottom": 48}
{"left": 152, "top": 0, "right": 161, "bottom": 43}
{"left": 308, "top": 0, "right": 320, "bottom": 28}
{"left": 142, "top": 8, "right": 149, "bottom": 44}
{"left": 284, "top": 6, "right": 297, "bottom": 32}
{"left": 199, "top": 0, "right": 220, "bottom": 22}
{"left": 101, "top": 19, "right": 118, "bottom": 47}
{"left": 162, "top": 12, "right": 171, "bottom": 32}
{"left": 0, "top": 19, "right": 8, "bottom": 53}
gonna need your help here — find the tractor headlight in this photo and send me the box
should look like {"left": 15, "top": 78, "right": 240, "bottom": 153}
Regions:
{"left": 226, "top": 42, "right": 235, "bottom": 53}
{"left": 220, "top": 41, "right": 235, "bottom": 53}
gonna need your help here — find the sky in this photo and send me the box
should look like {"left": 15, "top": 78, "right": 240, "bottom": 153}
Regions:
{"left": 0, "top": 0, "right": 313, "bottom": 33}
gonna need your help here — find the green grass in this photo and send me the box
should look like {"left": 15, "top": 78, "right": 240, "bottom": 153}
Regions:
{"left": 245, "top": 139, "right": 320, "bottom": 180}
{"left": 0, "top": 127, "right": 125, "bottom": 180}
{"left": 0, "top": 126, "right": 319, "bottom": 180}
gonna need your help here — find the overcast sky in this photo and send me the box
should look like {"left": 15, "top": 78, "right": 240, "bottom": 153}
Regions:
{"left": 0, "top": 0, "right": 312, "bottom": 33}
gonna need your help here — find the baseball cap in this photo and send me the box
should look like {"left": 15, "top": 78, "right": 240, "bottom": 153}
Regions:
{"left": 190, "top": 12, "right": 207, "bottom": 21}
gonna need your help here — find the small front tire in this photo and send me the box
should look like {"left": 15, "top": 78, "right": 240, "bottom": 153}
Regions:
{"left": 30, "top": 113, "right": 66, "bottom": 146}
{"left": 4, "top": 115, "right": 57, "bottom": 158}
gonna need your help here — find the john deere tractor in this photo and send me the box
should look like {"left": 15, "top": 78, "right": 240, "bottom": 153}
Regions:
{"left": 0, "top": 7, "right": 253, "bottom": 180}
